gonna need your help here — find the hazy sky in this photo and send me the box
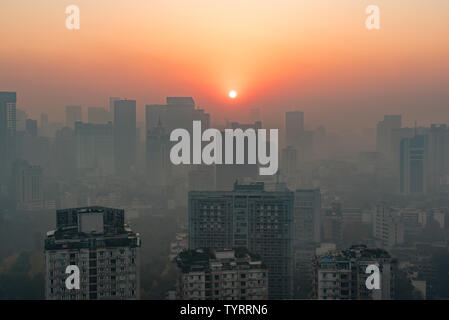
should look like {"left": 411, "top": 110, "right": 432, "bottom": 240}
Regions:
{"left": 1, "top": 0, "right": 448, "bottom": 130}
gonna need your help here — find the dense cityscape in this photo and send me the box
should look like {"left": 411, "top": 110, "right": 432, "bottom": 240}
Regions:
{"left": 0, "top": 92, "right": 448, "bottom": 300}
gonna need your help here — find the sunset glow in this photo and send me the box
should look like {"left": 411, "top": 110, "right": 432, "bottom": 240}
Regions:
{"left": 0, "top": 0, "right": 449, "bottom": 128}
{"left": 229, "top": 90, "right": 237, "bottom": 99}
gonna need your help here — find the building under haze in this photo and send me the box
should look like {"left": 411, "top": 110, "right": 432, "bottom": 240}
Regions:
{"left": 312, "top": 245, "right": 396, "bottom": 300}
{"left": 146, "top": 118, "right": 171, "bottom": 186}
{"left": 175, "top": 248, "right": 268, "bottom": 300}
{"left": 44, "top": 206, "right": 141, "bottom": 300}
{"left": 376, "top": 115, "right": 402, "bottom": 161}
{"left": 0, "top": 92, "right": 16, "bottom": 182}
{"left": 188, "top": 182, "right": 294, "bottom": 299}
{"left": 75, "top": 122, "right": 114, "bottom": 176}
{"left": 285, "top": 111, "right": 304, "bottom": 147}
{"left": 294, "top": 189, "right": 321, "bottom": 245}
{"left": 145, "top": 97, "right": 210, "bottom": 134}
{"left": 65, "top": 105, "right": 82, "bottom": 128}
{"left": 113, "top": 99, "right": 136, "bottom": 174}
{"left": 400, "top": 134, "right": 427, "bottom": 195}
{"left": 12, "top": 159, "right": 44, "bottom": 211}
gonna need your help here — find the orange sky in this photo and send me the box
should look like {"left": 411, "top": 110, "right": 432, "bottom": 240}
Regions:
{"left": 1, "top": 0, "right": 448, "bottom": 129}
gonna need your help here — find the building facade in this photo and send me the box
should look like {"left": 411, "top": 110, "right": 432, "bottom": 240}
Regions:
{"left": 312, "top": 245, "right": 396, "bottom": 300}
{"left": 44, "top": 206, "right": 141, "bottom": 300}
{"left": 176, "top": 249, "right": 268, "bottom": 300}
{"left": 188, "top": 182, "right": 293, "bottom": 299}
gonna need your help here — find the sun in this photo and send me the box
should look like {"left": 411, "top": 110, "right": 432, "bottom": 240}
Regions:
{"left": 228, "top": 90, "right": 237, "bottom": 99}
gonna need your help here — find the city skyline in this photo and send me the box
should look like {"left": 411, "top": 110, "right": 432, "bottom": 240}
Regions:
{"left": 1, "top": 1, "right": 449, "bottom": 130}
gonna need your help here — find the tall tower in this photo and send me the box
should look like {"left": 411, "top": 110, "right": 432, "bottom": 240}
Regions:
{"left": 0, "top": 92, "right": 17, "bottom": 181}
{"left": 188, "top": 182, "right": 294, "bottom": 299}
{"left": 400, "top": 134, "right": 427, "bottom": 194}
{"left": 285, "top": 111, "right": 304, "bottom": 147}
{"left": 113, "top": 99, "right": 136, "bottom": 174}
{"left": 294, "top": 189, "right": 322, "bottom": 245}
{"left": 44, "top": 206, "right": 141, "bottom": 300}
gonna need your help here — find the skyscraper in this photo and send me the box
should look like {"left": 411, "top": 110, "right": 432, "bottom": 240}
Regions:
{"left": 376, "top": 115, "right": 402, "bottom": 160}
{"left": 44, "top": 206, "right": 141, "bottom": 300}
{"left": 146, "top": 118, "right": 170, "bottom": 186}
{"left": 145, "top": 97, "right": 210, "bottom": 134}
{"left": 188, "top": 182, "right": 294, "bottom": 299}
{"left": 12, "top": 159, "right": 44, "bottom": 210}
{"left": 26, "top": 119, "right": 38, "bottom": 137}
{"left": 113, "top": 99, "right": 136, "bottom": 174}
{"left": 373, "top": 203, "right": 404, "bottom": 248}
{"left": 65, "top": 105, "right": 82, "bottom": 128}
{"left": 75, "top": 122, "right": 114, "bottom": 176}
{"left": 285, "top": 111, "right": 304, "bottom": 147}
{"left": 294, "top": 189, "right": 321, "bottom": 245}
{"left": 426, "top": 124, "right": 449, "bottom": 193}
{"left": 0, "top": 92, "right": 16, "bottom": 181}
{"left": 400, "top": 134, "right": 427, "bottom": 194}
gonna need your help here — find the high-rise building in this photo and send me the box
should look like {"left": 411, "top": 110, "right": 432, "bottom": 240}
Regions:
{"left": 175, "top": 248, "right": 268, "bottom": 300}
{"left": 285, "top": 111, "right": 304, "bottom": 147}
{"left": 26, "top": 119, "right": 38, "bottom": 137}
{"left": 44, "top": 206, "right": 141, "bottom": 300}
{"left": 376, "top": 115, "right": 402, "bottom": 160}
{"left": 215, "top": 121, "right": 262, "bottom": 190}
{"left": 400, "top": 134, "right": 427, "bottom": 194}
{"left": 12, "top": 159, "right": 44, "bottom": 210}
{"left": 426, "top": 124, "right": 449, "bottom": 193}
{"left": 40, "top": 113, "right": 48, "bottom": 129}
{"left": 75, "top": 122, "right": 114, "bottom": 176}
{"left": 65, "top": 105, "right": 82, "bottom": 128}
{"left": 312, "top": 245, "right": 396, "bottom": 300}
{"left": 53, "top": 127, "right": 77, "bottom": 178}
{"left": 146, "top": 97, "right": 210, "bottom": 134}
{"left": 0, "top": 92, "right": 17, "bottom": 181}
{"left": 188, "top": 182, "right": 294, "bottom": 299}
{"left": 294, "top": 189, "right": 321, "bottom": 245}
{"left": 373, "top": 203, "right": 404, "bottom": 248}
{"left": 114, "top": 99, "right": 136, "bottom": 174}
{"left": 109, "top": 97, "right": 120, "bottom": 122}
{"left": 146, "top": 118, "right": 170, "bottom": 186}
{"left": 88, "top": 107, "right": 109, "bottom": 124}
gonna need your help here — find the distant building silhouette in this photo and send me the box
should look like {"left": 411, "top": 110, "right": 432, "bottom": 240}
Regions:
{"left": 0, "top": 92, "right": 17, "bottom": 182}
{"left": 65, "top": 105, "right": 82, "bottom": 128}
{"left": 75, "top": 122, "right": 114, "bottom": 176}
{"left": 114, "top": 99, "right": 136, "bottom": 174}
{"left": 400, "top": 134, "right": 427, "bottom": 194}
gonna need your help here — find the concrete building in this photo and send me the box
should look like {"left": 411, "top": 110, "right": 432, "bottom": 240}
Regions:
{"left": 0, "top": 92, "right": 17, "bottom": 181}
{"left": 312, "top": 245, "right": 396, "bottom": 300}
{"left": 12, "top": 159, "right": 44, "bottom": 210}
{"left": 44, "top": 206, "right": 141, "bottom": 300}
{"left": 176, "top": 248, "right": 268, "bottom": 300}
{"left": 75, "top": 122, "right": 114, "bottom": 176}
{"left": 188, "top": 182, "right": 293, "bottom": 299}
{"left": 294, "top": 189, "right": 321, "bottom": 245}
{"left": 400, "top": 134, "right": 427, "bottom": 194}
{"left": 373, "top": 203, "right": 404, "bottom": 248}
